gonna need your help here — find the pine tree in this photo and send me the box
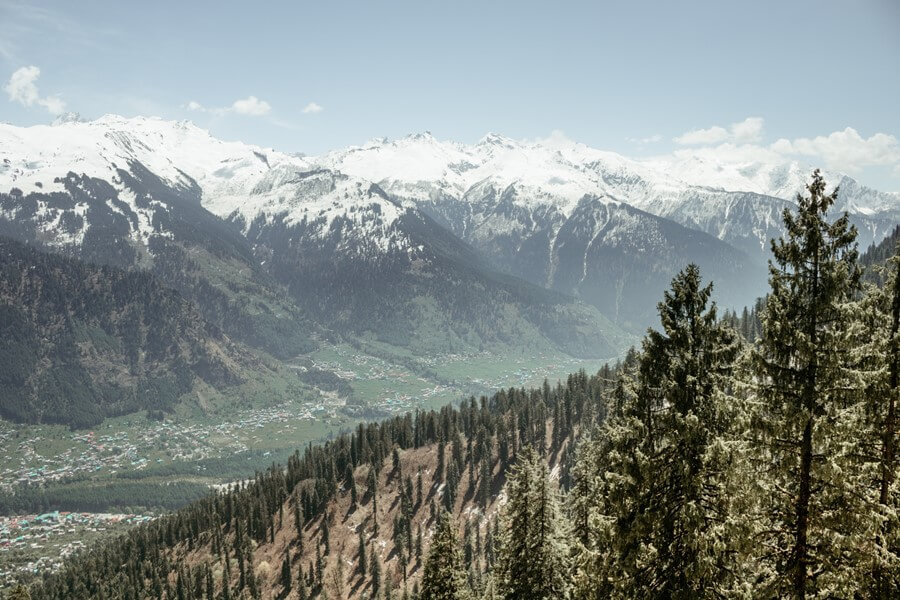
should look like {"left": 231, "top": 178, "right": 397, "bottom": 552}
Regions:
{"left": 478, "top": 457, "right": 491, "bottom": 509}
{"left": 316, "top": 545, "right": 324, "bottom": 587}
{"left": 281, "top": 553, "right": 292, "bottom": 593}
{"left": 420, "top": 510, "right": 470, "bottom": 600}
{"left": 297, "top": 564, "right": 309, "bottom": 600}
{"left": 205, "top": 564, "right": 214, "bottom": 600}
{"left": 416, "top": 468, "right": 424, "bottom": 508}
{"left": 359, "top": 526, "right": 369, "bottom": 576}
{"left": 348, "top": 464, "right": 359, "bottom": 506}
{"left": 372, "top": 546, "right": 383, "bottom": 597}
{"left": 330, "top": 554, "right": 346, "bottom": 599}
{"left": 853, "top": 246, "right": 900, "bottom": 595}
{"left": 322, "top": 515, "right": 331, "bottom": 553}
{"left": 571, "top": 265, "right": 746, "bottom": 599}
{"left": 495, "top": 445, "right": 570, "bottom": 600}
{"left": 750, "top": 169, "right": 872, "bottom": 598}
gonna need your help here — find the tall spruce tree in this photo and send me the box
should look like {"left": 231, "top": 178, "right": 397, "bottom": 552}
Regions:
{"left": 359, "top": 527, "right": 368, "bottom": 576}
{"left": 495, "top": 445, "right": 571, "bottom": 600}
{"left": 420, "top": 510, "right": 470, "bottom": 600}
{"left": 853, "top": 246, "right": 900, "bottom": 596}
{"left": 571, "top": 264, "right": 745, "bottom": 599}
{"left": 750, "top": 169, "right": 872, "bottom": 598}
{"left": 281, "top": 554, "right": 292, "bottom": 593}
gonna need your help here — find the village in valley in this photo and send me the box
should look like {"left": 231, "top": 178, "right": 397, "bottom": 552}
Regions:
{"left": 0, "top": 344, "right": 609, "bottom": 591}
{"left": 3, "top": 345, "right": 604, "bottom": 490}
{"left": 0, "top": 511, "right": 153, "bottom": 588}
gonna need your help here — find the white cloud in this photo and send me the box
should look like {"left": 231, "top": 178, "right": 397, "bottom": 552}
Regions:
{"left": 186, "top": 96, "right": 271, "bottom": 116}
{"left": 674, "top": 116, "right": 763, "bottom": 145}
{"left": 674, "top": 125, "right": 729, "bottom": 145}
{"left": 302, "top": 102, "right": 323, "bottom": 114}
{"left": 4, "top": 65, "right": 65, "bottom": 115}
{"left": 770, "top": 127, "right": 900, "bottom": 174}
{"left": 670, "top": 120, "right": 900, "bottom": 183}
{"left": 731, "top": 117, "right": 764, "bottom": 143}
{"left": 231, "top": 96, "right": 270, "bottom": 116}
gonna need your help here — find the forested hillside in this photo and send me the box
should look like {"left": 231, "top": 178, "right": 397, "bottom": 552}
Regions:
{"left": 862, "top": 224, "right": 900, "bottom": 282}
{"left": 0, "top": 171, "right": 320, "bottom": 362}
{"left": 0, "top": 237, "right": 252, "bottom": 428}
{"left": 21, "top": 171, "right": 900, "bottom": 599}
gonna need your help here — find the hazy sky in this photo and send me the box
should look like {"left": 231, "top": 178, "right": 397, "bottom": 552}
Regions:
{"left": 2, "top": 0, "right": 899, "bottom": 190}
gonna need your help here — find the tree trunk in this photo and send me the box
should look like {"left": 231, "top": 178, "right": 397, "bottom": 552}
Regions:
{"left": 795, "top": 417, "right": 812, "bottom": 600}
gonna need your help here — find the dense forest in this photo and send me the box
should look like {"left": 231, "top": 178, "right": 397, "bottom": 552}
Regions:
{"left": 13, "top": 171, "right": 900, "bottom": 599}
{"left": 0, "top": 237, "right": 253, "bottom": 428}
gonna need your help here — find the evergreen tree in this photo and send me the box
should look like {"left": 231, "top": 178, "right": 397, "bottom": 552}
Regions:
{"left": 415, "top": 524, "right": 423, "bottom": 564}
{"left": 478, "top": 457, "right": 491, "bottom": 509}
{"left": 359, "top": 526, "right": 368, "bottom": 576}
{"left": 416, "top": 468, "right": 424, "bottom": 508}
{"left": 750, "top": 169, "right": 872, "bottom": 598}
{"left": 853, "top": 246, "right": 900, "bottom": 595}
{"left": 297, "top": 564, "right": 309, "bottom": 600}
{"left": 322, "top": 516, "right": 331, "bottom": 553}
{"left": 372, "top": 547, "right": 383, "bottom": 597}
{"left": 571, "top": 265, "right": 745, "bottom": 599}
{"left": 495, "top": 446, "right": 570, "bottom": 600}
{"left": 205, "top": 564, "right": 214, "bottom": 600}
{"left": 281, "top": 554, "right": 292, "bottom": 593}
{"left": 420, "top": 511, "right": 470, "bottom": 600}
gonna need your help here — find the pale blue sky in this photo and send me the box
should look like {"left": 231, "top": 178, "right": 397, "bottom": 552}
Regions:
{"left": 2, "top": 0, "right": 899, "bottom": 189}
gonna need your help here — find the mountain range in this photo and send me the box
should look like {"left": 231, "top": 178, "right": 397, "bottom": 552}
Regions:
{"left": 1, "top": 114, "right": 898, "bottom": 424}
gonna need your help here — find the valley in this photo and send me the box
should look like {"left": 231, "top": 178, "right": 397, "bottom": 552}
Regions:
{"left": 1, "top": 341, "right": 611, "bottom": 498}
{"left": 0, "top": 338, "right": 611, "bottom": 591}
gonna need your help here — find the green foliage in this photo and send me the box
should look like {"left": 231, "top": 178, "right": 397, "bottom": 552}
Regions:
{"left": 0, "top": 480, "right": 210, "bottom": 514}
{"left": 571, "top": 265, "right": 746, "bottom": 599}
{"left": 495, "top": 446, "right": 571, "bottom": 600}
{"left": 5, "top": 584, "right": 31, "bottom": 600}
{"left": 420, "top": 511, "right": 470, "bottom": 600}
{"left": 749, "top": 169, "right": 874, "bottom": 597}
{"left": 0, "top": 237, "right": 238, "bottom": 427}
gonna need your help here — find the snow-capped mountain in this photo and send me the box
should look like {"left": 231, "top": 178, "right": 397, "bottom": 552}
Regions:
{"left": 0, "top": 116, "right": 628, "bottom": 357}
{"left": 0, "top": 115, "right": 419, "bottom": 253}
{"left": 2, "top": 115, "right": 896, "bottom": 340}
{"left": 318, "top": 131, "right": 899, "bottom": 325}
{"left": 319, "top": 131, "right": 899, "bottom": 254}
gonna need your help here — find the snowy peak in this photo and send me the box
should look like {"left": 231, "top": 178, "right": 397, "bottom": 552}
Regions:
{"left": 2, "top": 115, "right": 898, "bottom": 261}
{"left": 317, "top": 130, "right": 900, "bottom": 217}
{"left": 319, "top": 131, "right": 616, "bottom": 214}
{"left": 476, "top": 132, "right": 519, "bottom": 149}
{"left": 0, "top": 116, "right": 420, "bottom": 256}
{"left": 0, "top": 114, "right": 306, "bottom": 202}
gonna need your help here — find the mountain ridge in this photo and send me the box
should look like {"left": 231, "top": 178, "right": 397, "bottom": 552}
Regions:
{"left": 3, "top": 115, "right": 896, "bottom": 339}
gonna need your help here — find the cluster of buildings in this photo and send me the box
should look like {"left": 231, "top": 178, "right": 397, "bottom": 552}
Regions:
{"left": 0, "top": 422, "right": 217, "bottom": 492}
{"left": 0, "top": 511, "right": 153, "bottom": 589}
{"left": 0, "top": 398, "right": 339, "bottom": 493}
